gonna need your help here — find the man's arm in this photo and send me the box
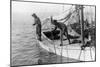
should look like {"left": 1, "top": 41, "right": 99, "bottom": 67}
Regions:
{"left": 52, "top": 26, "right": 57, "bottom": 31}
{"left": 33, "top": 23, "right": 36, "bottom": 26}
{"left": 32, "top": 19, "right": 37, "bottom": 26}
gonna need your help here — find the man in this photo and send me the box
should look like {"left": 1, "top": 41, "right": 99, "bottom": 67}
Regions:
{"left": 32, "top": 13, "right": 42, "bottom": 41}
{"left": 51, "top": 17, "right": 71, "bottom": 46}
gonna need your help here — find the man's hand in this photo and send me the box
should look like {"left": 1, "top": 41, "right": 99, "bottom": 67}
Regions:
{"left": 52, "top": 26, "right": 57, "bottom": 31}
{"left": 33, "top": 24, "right": 36, "bottom": 26}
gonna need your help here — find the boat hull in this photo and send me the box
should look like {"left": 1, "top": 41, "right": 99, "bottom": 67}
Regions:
{"left": 38, "top": 31, "right": 95, "bottom": 61}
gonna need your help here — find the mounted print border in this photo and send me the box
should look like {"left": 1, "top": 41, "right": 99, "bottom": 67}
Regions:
{"left": 10, "top": 0, "right": 96, "bottom": 67}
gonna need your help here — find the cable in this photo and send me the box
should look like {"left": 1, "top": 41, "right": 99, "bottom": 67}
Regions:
{"left": 50, "top": 16, "right": 57, "bottom": 63}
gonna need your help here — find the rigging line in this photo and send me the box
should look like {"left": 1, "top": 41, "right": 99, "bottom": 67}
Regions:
{"left": 36, "top": 5, "right": 73, "bottom": 26}
{"left": 84, "top": 49, "right": 85, "bottom": 61}
{"left": 42, "top": 6, "right": 79, "bottom": 26}
{"left": 57, "top": 12, "right": 72, "bottom": 22}
{"left": 78, "top": 49, "right": 82, "bottom": 60}
{"left": 90, "top": 6, "right": 93, "bottom": 23}
{"left": 32, "top": 25, "right": 41, "bottom": 60}
{"left": 61, "top": 6, "right": 83, "bottom": 24}
{"left": 53, "top": 42, "right": 57, "bottom": 63}
{"left": 65, "top": 44, "right": 69, "bottom": 62}
{"left": 51, "top": 31, "right": 57, "bottom": 55}
{"left": 50, "top": 16, "right": 57, "bottom": 63}
{"left": 62, "top": 5, "right": 73, "bottom": 13}
{"left": 61, "top": 46, "right": 63, "bottom": 63}
{"left": 52, "top": 32, "right": 57, "bottom": 62}
{"left": 58, "top": 7, "right": 74, "bottom": 21}
{"left": 90, "top": 47, "right": 93, "bottom": 60}
{"left": 36, "top": 38, "right": 41, "bottom": 61}
{"left": 60, "top": 30, "right": 63, "bottom": 63}
{"left": 48, "top": 48, "right": 51, "bottom": 63}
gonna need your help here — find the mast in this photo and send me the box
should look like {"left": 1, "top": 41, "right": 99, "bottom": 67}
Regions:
{"left": 78, "top": 5, "right": 85, "bottom": 60}
{"left": 80, "top": 5, "right": 85, "bottom": 49}
{"left": 77, "top": 5, "right": 80, "bottom": 23}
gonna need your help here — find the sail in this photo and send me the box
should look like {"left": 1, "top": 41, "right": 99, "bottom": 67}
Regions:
{"left": 41, "top": 6, "right": 80, "bottom": 36}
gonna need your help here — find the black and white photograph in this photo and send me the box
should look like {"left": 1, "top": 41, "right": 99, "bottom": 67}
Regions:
{"left": 11, "top": 0, "right": 96, "bottom": 66}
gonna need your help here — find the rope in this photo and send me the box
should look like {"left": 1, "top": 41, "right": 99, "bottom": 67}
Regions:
{"left": 90, "top": 47, "right": 93, "bottom": 60}
{"left": 89, "top": 6, "right": 94, "bottom": 61}
{"left": 51, "top": 31, "right": 57, "bottom": 63}
{"left": 65, "top": 45, "right": 69, "bottom": 62}
{"left": 50, "top": 16, "right": 57, "bottom": 63}
{"left": 62, "top": 5, "right": 73, "bottom": 13}
{"left": 62, "top": 6, "right": 83, "bottom": 24}
{"left": 84, "top": 49, "right": 85, "bottom": 61}
{"left": 32, "top": 23, "right": 42, "bottom": 64}
{"left": 35, "top": 36, "right": 42, "bottom": 64}
{"left": 61, "top": 45, "right": 63, "bottom": 63}
{"left": 78, "top": 49, "right": 82, "bottom": 60}
{"left": 60, "top": 30, "right": 63, "bottom": 63}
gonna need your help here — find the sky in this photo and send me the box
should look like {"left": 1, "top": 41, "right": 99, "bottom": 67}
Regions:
{"left": 12, "top": 1, "right": 73, "bottom": 18}
{"left": 12, "top": 1, "right": 72, "bottom": 25}
{"left": 12, "top": 1, "right": 95, "bottom": 24}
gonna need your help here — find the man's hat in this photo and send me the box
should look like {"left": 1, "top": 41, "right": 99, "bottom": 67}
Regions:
{"left": 53, "top": 20, "right": 57, "bottom": 22}
{"left": 32, "top": 13, "right": 36, "bottom": 17}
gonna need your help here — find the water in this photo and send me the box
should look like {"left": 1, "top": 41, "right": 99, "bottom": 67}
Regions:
{"left": 11, "top": 21, "right": 62, "bottom": 66}
{"left": 12, "top": 21, "right": 37, "bottom": 65}
{"left": 11, "top": 13, "right": 59, "bottom": 66}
